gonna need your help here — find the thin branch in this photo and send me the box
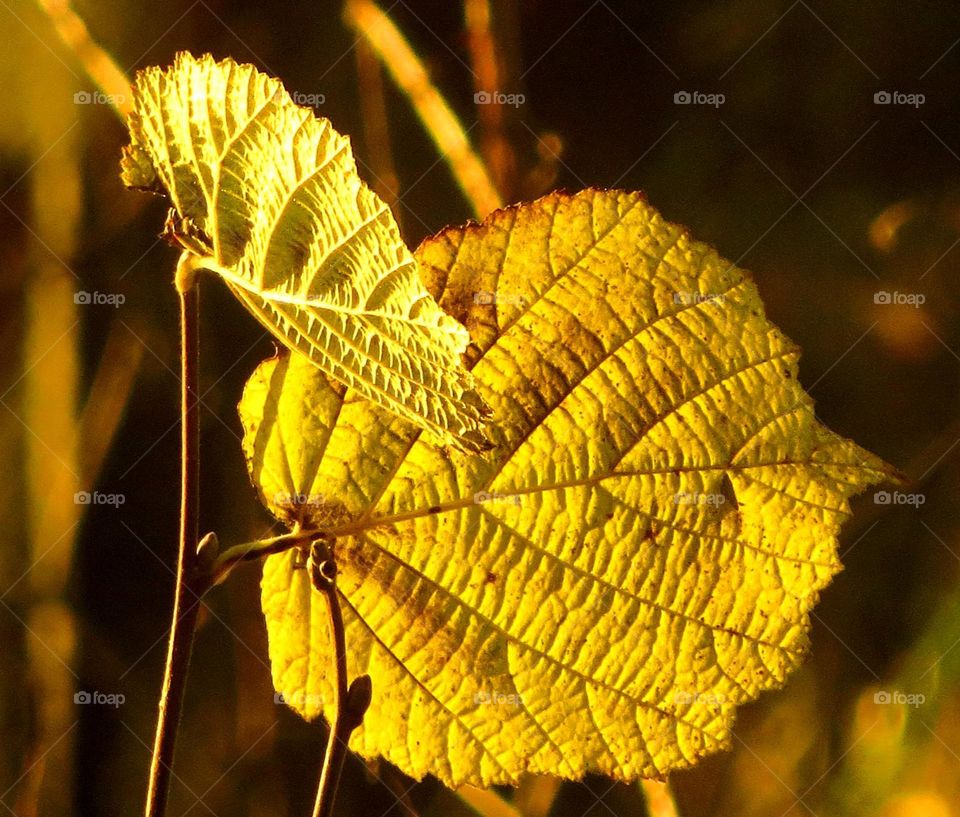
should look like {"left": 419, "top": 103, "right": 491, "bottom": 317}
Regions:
{"left": 33, "top": 0, "right": 133, "bottom": 116}
{"left": 309, "top": 541, "right": 372, "bottom": 817}
{"left": 144, "top": 253, "right": 208, "bottom": 817}
{"left": 211, "top": 528, "right": 321, "bottom": 585}
{"left": 355, "top": 35, "right": 404, "bottom": 230}
{"left": 464, "top": 0, "right": 519, "bottom": 201}
{"left": 343, "top": 0, "right": 503, "bottom": 218}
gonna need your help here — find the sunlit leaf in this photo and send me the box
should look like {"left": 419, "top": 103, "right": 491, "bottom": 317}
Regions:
{"left": 121, "top": 51, "right": 490, "bottom": 451}
{"left": 242, "top": 189, "right": 897, "bottom": 786}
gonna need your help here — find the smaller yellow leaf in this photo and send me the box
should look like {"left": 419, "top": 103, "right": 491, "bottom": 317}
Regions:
{"left": 121, "top": 52, "right": 490, "bottom": 451}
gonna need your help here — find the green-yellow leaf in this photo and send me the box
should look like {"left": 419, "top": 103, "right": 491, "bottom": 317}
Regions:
{"left": 242, "top": 189, "right": 898, "bottom": 786}
{"left": 121, "top": 52, "right": 490, "bottom": 451}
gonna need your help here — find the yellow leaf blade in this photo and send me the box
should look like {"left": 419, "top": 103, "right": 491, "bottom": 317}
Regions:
{"left": 245, "top": 189, "right": 897, "bottom": 786}
{"left": 121, "top": 51, "right": 490, "bottom": 451}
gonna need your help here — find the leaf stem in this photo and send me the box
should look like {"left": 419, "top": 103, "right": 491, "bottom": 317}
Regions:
{"left": 144, "top": 254, "right": 208, "bottom": 817}
{"left": 211, "top": 528, "right": 321, "bottom": 585}
{"left": 309, "top": 543, "right": 372, "bottom": 817}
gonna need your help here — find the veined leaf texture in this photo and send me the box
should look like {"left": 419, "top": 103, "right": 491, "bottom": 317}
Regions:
{"left": 122, "top": 52, "right": 490, "bottom": 451}
{"left": 242, "top": 189, "right": 897, "bottom": 785}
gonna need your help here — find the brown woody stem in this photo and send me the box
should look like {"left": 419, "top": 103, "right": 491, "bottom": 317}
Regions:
{"left": 309, "top": 542, "right": 372, "bottom": 817}
{"left": 144, "top": 255, "right": 208, "bottom": 817}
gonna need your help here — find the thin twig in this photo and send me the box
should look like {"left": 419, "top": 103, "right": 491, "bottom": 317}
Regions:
{"left": 464, "top": 0, "right": 518, "bottom": 201}
{"left": 34, "top": 0, "right": 133, "bottom": 116}
{"left": 144, "top": 254, "right": 208, "bottom": 817}
{"left": 309, "top": 541, "right": 372, "bottom": 817}
{"left": 211, "top": 528, "right": 321, "bottom": 585}
{"left": 355, "top": 36, "right": 404, "bottom": 230}
{"left": 343, "top": 0, "right": 503, "bottom": 218}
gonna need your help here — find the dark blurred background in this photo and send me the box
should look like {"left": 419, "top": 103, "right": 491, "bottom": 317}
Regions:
{"left": 1, "top": 1, "right": 959, "bottom": 815}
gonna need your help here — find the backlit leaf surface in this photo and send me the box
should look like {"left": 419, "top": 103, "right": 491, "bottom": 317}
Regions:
{"left": 121, "top": 52, "right": 489, "bottom": 450}
{"left": 242, "top": 189, "right": 895, "bottom": 786}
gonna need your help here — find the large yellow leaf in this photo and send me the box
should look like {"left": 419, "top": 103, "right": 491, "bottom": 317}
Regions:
{"left": 242, "top": 189, "right": 896, "bottom": 786}
{"left": 121, "top": 52, "right": 489, "bottom": 451}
